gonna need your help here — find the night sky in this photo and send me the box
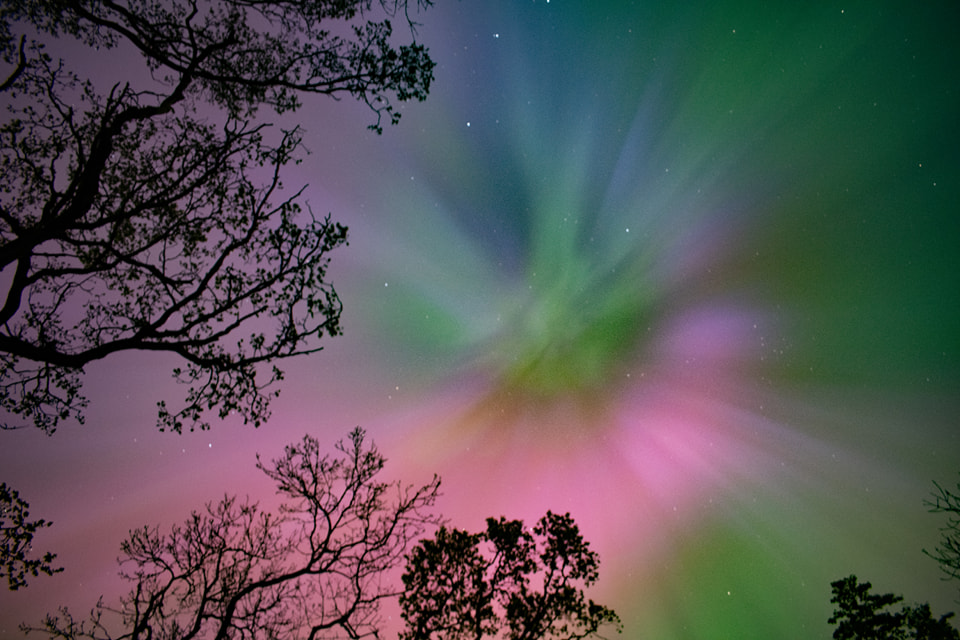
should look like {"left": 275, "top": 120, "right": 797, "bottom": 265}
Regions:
{"left": 2, "top": 1, "right": 959, "bottom": 639}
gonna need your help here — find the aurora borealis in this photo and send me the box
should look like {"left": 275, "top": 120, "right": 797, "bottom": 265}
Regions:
{"left": 1, "top": 1, "right": 958, "bottom": 639}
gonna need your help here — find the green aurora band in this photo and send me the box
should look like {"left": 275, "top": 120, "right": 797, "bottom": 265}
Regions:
{"left": 0, "top": 3, "right": 957, "bottom": 639}
{"left": 330, "top": 2, "right": 959, "bottom": 638}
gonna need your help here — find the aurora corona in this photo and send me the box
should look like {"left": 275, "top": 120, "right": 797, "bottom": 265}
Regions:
{"left": 0, "top": 3, "right": 955, "bottom": 639}
{"left": 337, "top": 2, "right": 959, "bottom": 638}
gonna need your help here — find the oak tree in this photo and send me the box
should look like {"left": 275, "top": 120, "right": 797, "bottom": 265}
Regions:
{"left": 0, "top": 0, "right": 436, "bottom": 434}
{"left": 400, "top": 511, "right": 622, "bottom": 640}
{"left": 25, "top": 428, "right": 442, "bottom": 639}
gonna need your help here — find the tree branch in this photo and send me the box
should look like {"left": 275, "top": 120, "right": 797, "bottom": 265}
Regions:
{"left": 0, "top": 35, "right": 27, "bottom": 92}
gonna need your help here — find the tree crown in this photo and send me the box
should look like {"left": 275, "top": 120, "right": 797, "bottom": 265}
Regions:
{"left": 0, "top": 0, "right": 436, "bottom": 433}
{"left": 400, "top": 511, "right": 622, "bottom": 640}
{"left": 828, "top": 574, "right": 959, "bottom": 640}
{"left": 24, "top": 428, "right": 443, "bottom": 639}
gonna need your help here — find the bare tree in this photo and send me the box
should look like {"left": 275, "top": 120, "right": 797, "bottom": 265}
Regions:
{"left": 399, "top": 512, "right": 621, "bottom": 640}
{"left": 24, "top": 428, "right": 442, "bottom": 639}
{"left": 0, "top": 0, "right": 437, "bottom": 433}
{"left": 925, "top": 477, "right": 960, "bottom": 599}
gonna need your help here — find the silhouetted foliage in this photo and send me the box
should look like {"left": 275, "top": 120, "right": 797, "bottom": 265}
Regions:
{"left": 23, "top": 428, "right": 442, "bottom": 639}
{"left": 0, "top": 0, "right": 437, "bottom": 434}
{"left": 400, "top": 511, "right": 622, "bottom": 640}
{"left": 925, "top": 478, "right": 960, "bottom": 597}
{"left": 828, "top": 574, "right": 959, "bottom": 640}
{"left": 0, "top": 482, "right": 61, "bottom": 590}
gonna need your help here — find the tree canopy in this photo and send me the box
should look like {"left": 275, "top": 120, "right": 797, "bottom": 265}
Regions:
{"left": 0, "top": 0, "right": 436, "bottom": 433}
{"left": 24, "top": 428, "right": 443, "bottom": 639}
{"left": 400, "top": 512, "right": 622, "bottom": 640}
{"left": 828, "top": 575, "right": 959, "bottom": 640}
{"left": 21, "top": 430, "right": 624, "bottom": 640}
{"left": 0, "top": 481, "right": 61, "bottom": 590}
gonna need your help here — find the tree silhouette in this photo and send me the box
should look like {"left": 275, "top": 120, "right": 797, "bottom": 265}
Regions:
{"left": 23, "top": 428, "right": 442, "bottom": 639}
{"left": 828, "top": 575, "right": 959, "bottom": 640}
{"left": 0, "top": 0, "right": 437, "bottom": 434}
{"left": 0, "top": 482, "right": 61, "bottom": 590}
{"left": 399, "top": 511, "right": 622, "bottom": 640}
{"left": 925, "top": 478, "right": 960, "bottom": 598}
